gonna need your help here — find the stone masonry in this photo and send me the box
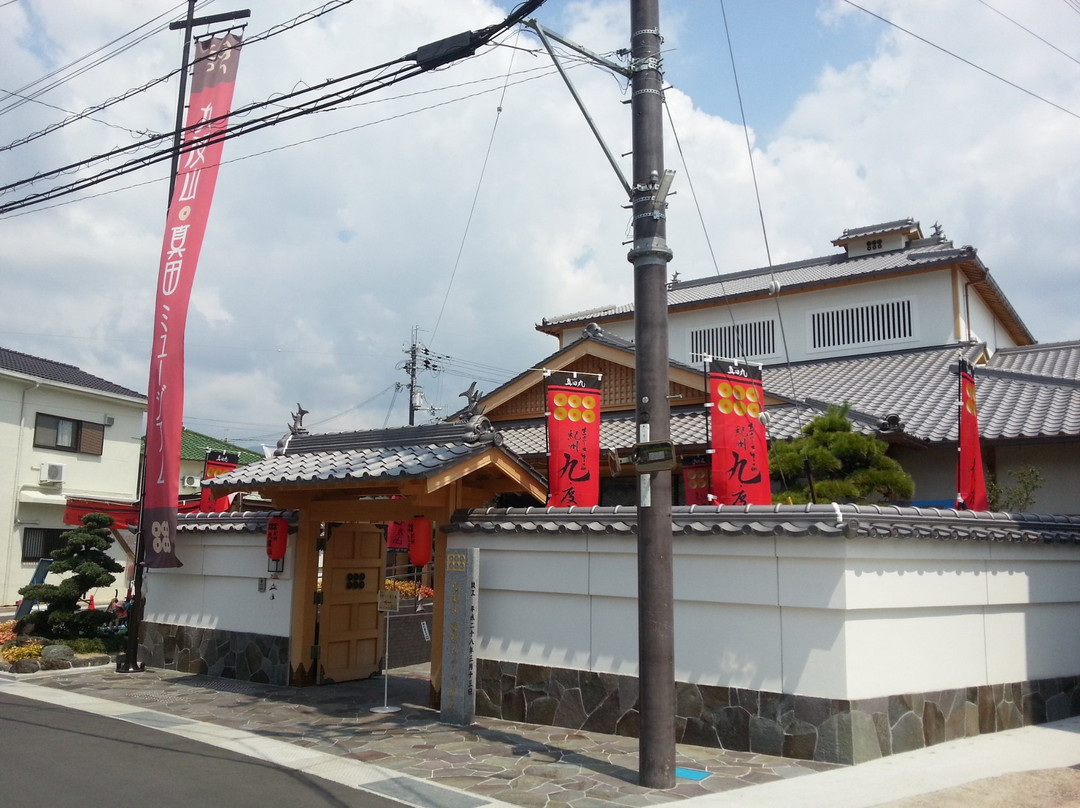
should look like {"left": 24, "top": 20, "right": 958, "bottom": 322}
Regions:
{"left": 476, "top": 659, "right": 1080, "bottom": 765}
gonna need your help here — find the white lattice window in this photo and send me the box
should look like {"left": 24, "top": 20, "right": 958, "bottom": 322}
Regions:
{"left": 690, "top": 319, "right": 777, "bottom": 362}
{"left": 809, "top": 299, "right": 914, "bottom": 351}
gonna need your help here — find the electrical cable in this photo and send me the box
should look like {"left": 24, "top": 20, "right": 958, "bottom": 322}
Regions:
{"left": 429, "top": 27, "right": 521, "bottom": 346}
{"left": 975, "top": 0, "right": 1080, "bottom": 69}
{"left": 0, "top": 1, "right": 201, "bottom": 117}
{"left": 2, "top": 0, "right": 363, "bottom": 152}
{"left": 0, "top": 60, "right": 564, "bottom": 220}
{"left": 1, "top": 1, "right": 549, "bottom": 214}
{"left": 717, "top": 0, "right": 807, "bottom": 445}
{"left": 843, "top": 0, "right": 1080, "bottom": 121}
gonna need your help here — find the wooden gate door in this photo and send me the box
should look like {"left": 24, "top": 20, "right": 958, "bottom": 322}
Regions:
{"left": 320, "top": 524, "right": 385, "bottom": 683}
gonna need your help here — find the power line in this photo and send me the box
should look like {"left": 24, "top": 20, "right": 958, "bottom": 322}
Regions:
{"left": 2, "top": 0, "right": 362, "bottom": 153}
{"left": 843, "top": 0, "right": 1080, "bottom": 121}
{"left": 0, "top": 64, "right": 561, "bottom": 219}
{"left": 976, "top": 0, "right": 1080, "bottom": 69}
{"left": 0, "top": 1, "right": 199, "bottom": 117}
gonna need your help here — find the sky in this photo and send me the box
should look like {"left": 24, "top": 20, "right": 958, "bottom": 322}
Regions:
{"left": 1, "top": 0, "right": 1078, "bottom": 451}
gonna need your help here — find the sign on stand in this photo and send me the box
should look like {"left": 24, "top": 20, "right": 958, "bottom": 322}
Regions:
{"left": 440, "top": 549, "right": 478, "bottom": 726}
{"left": 371, "top": 588, "right": 403, "bottom": 714}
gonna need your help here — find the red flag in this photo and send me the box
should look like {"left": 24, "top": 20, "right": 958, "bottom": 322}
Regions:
{"left": 200, "top": 451, "right": 238, "bottom": 512}
{"left": 956, "top": 358, "right": 988, "bottom": 510}
{"left": 708, "top": 360, "right": 771, "bottom": 506}
{"left": 682, "top": 460, "right": 711, "bottom": 506}
{"left": 143, "top": 34, "right": 243, "bottom": 567}
{"left": 546, "top": 374, "right": 602, "bottom": 507}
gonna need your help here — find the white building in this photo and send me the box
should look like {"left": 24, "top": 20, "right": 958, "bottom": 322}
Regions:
{"left": 0, "top": 347, "right": 145, "bottom": 606}
{"left": 532, "top": 219, "right": 1080, "bottom": 513}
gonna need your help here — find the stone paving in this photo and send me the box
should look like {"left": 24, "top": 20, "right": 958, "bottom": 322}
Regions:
{"left": 17, "top": 664, "right": 840, "bottom": 808}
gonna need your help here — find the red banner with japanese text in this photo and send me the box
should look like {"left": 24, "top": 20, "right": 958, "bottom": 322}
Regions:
{"left": 143, "top": 34, "right": 243, "bottom": 567}
{"left": 955, "top": 358, "right": 988, "bottom": 510}
{"left": 200, "top": 450, "right": 238, "bottom": 513}
{"left": 546, "top": 374, "right": 602, "bottom": 507}
{"left": 708, "top": 360, "right": 771, "bottom": 506}
{"left": 682, "top": 460, "right": 711, "bottom": 506}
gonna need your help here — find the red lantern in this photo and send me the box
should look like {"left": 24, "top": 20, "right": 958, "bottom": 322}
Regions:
{"left": 266, "top": 517, "right": 288, "bottom": 561}
{"left": 407, "top": 517, "right": 432, "bottom": 566}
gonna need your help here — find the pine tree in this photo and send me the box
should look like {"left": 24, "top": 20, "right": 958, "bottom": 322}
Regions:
{"left": 769, "top": 404, "right": 915, "bottom": 505}
{"left": 18, "top": 512, "right": 124, "bottom": 637}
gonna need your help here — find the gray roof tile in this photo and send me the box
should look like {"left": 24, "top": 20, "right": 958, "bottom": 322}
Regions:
{"left": 0, "top": 346, "right": 144, "bottom": 399}
{"left": 449, "top": 504, "right": 1080, "bottom": 543}
{"left": 176, "top": 510, "right": 298, "bottom": 533}
{"left": 207, "top": 442, "right": 489, "bottom": 489}
{"left": 541, "top": 240, "right": 979, "bottom": 328}
{"left": 986, "top": 341, "right": 1080, "bottom": 380}
{"left": 496, "top": 342, "right": 1080, "bottom": 453}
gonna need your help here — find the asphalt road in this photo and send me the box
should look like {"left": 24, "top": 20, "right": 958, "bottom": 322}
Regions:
{"left": 0, "top": 691, "right": 402, "bottom": 808}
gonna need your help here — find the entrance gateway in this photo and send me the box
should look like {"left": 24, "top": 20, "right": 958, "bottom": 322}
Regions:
{"left": 202, "top": 416, "right": 547, "bottom": 698}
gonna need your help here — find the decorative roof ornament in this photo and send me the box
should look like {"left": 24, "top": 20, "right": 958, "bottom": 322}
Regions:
{"left": 289, "top": 403, "right": 310, "bottom": 436}
{"left": 456, "top": 382, "right": 486, "bottom": 421}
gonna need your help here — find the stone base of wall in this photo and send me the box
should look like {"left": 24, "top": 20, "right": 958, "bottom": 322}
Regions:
{"left": 476, "top": 660, "right": 1080, "bottom": 765}
{"left": 141, "top": 621, "right": 290, "bottom": 686}
{"left": 386, "top": 600, "right": 433, "bottom": 669}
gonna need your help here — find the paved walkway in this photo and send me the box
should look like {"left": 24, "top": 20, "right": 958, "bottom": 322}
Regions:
{"left": 3, "top": 662, "right": 1080, "bottom": 808}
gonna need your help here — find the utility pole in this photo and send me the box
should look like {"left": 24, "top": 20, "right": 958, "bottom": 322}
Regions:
{"left": 402, "top": 326, "right": 443, "bottom": 425}
{"left": 628, "top": 0, "right": 676, "bottom": 789}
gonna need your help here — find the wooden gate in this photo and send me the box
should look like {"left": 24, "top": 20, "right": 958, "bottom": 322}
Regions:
{"left": 319, "top": 524, "right": 385, "bottom": 683}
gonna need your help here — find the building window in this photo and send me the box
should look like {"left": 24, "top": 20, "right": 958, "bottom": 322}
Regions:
{"left": 21, "top": 527, "right": 67, "bottom": 562}
{"left": 810, "top": 299, "right": 914, "bottom": 350}
{"left": 33, "top": 413, "right": 105, "bottom": 455}
{"left": 690, "top": 319, "right": 777, "bottom": 362}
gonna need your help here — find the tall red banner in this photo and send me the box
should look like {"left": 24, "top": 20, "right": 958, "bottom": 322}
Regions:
{"left": 955, "top": 358, "right": 988, "bottom": 510}
{"left": 546, "top": 374, "right": 602, "bottom": 507}
{"left": 143, "top": 34, "right": 243, "bottom": 567}
{"left": 708, "top": 360, "right": 771, "bottom": 506}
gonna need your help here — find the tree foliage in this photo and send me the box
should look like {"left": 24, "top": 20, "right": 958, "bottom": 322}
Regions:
{"left": 769, "top": 404, "right": 915, "bottom": 505}
{"left": 987, "top": 464, "right": 1044, "bottom": 512}
{"left": 18, "top": 512, "right": 123, "bottom": 637}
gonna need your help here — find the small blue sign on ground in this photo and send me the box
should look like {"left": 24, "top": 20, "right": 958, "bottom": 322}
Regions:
{"left": 675, "top": 767, "right": 711, "bottom": 781}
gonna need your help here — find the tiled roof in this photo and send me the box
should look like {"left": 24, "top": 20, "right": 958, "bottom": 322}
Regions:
{"left": 176, "top": 510, "right": 297, "bottom": 533}
{"left": 180, "top": 428, "right": 263, "bottom": 464}
{"left": 206, "top": 441, "right": 494, "bottom": 489}
{"left": 0, "top": 346, "right": 144, "bottom": 400}
{"left": 449, "top": 504, "right": 1080, "bottom": 543}
{"left": 832, "top": 218, "right": 919, "bottom": 242}
{"left": 494, "top": 341, "right": 1080, "bottom": 454}
{"left": 538, "top": 234, "right": 1033, "bottom": 345}
{"left": 207, "top": 416, "right": 546, "bottom": 491}
{"left": 762, "top": 343, "right": 1080, "bottom": 443}
{"left": 540, "top": 239, "right": 975, "bottom": 329}
{"left": 986, "top": 341, "right": 1080, "bottom": 381}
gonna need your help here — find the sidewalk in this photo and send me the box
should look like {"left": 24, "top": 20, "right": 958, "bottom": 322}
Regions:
{"left": 2, "top": 662, "right": 1080, "bottom": 808}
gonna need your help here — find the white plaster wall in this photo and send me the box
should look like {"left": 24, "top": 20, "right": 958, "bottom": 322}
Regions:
{"left": 144, "top": 531, "right": 293, "bottom": 638}
{"left": 600, "top": 271, "right": 956, "bottom": 366}
{"left": 450, "top": 528, "right": 1080, "bottom": 702}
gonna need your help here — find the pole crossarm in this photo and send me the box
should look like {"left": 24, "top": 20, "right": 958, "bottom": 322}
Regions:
{"left": 523, "top": 20, "right": 632, "bottom": 198}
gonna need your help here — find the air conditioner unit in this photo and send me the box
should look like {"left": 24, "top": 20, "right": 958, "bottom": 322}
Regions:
{"left": 40, "top": 463, "right": 65, "bottom": 484}
{"left": 183, "top": 475, "right": 201, "bottom": 488}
